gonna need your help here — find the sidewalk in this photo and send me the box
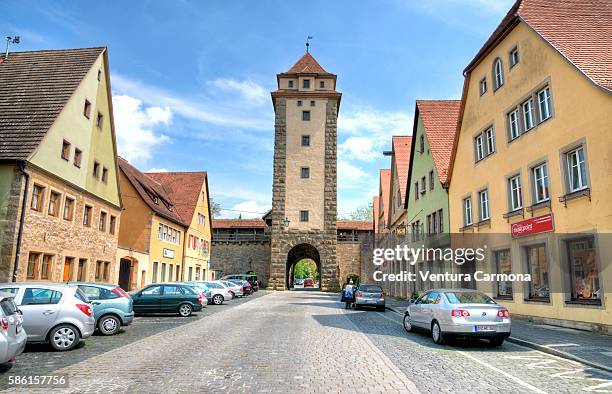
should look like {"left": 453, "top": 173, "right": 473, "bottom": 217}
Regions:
{"left": 385, "top": 297, "right": 612, "bottom": 373}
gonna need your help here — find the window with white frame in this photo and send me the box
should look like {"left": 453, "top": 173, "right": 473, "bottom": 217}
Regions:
{"left": 493, "top": 58, "right": 504, "bottom": 89}
{"left": 485, "top": 127, "right": 495, "bottom": 154}
{"left": 509, "top": 46, "right": 519, "bottom": 68}
{"left": 475, "top": 134, "right": 484, "bottom": 161}
{"left": 508, "top": 109, "right": 520, "bottom": 140}
{"left": 538, "top": 86, "right": 552, "bottom": 121}
{"left": 532, "top": 163, "right": 549, "bottom": 203}
{"left": 509, "top": 175, "right": 523, "bottom": 211}
{"left": 463, "top": 197, "right": 473, "bottom": 226}
{"left": 479, "top": 78, "right": 487, "bottom": 95}
{"left": 479, "top": 189, "right": 489, "bottom": 221}
{"left": 522, "top": 99, "right": 535, "bottom": 131}
{"left": 566, "top": 146, "right": 588, "bottom": 192}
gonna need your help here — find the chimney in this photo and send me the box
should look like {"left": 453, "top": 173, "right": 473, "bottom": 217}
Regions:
{"left": 4, "top": 36, "right": 20, "bottom": 60}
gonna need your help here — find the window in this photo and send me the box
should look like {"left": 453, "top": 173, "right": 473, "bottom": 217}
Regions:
{"left": 63, "top": 197, "right": 75, "bottom": 221}
{"left": 22, "top": 288, "right": 62, "bottom": 305}
{"left": 426, "top": 214, "right": 432, "bottom": 235}
{"left": 429, "top": 171, "right": 434, "bottom": 191}
{"left": 297, "top": 100, "right": 302, "bottom": 107}
{"left": 95, "top": 262, "right": 103, "bottom": 281}
{"left": 302, "top": 111, "right": 310, "bottom": 121}
{"left": 495, "top": 250, "right": 512, "bottom": 297}
{"left": 61, "top": 140, "right": 71, "bottom": 160}
{"left": 101, "top": 167, "right": 108, "bottom": 183}
{"left": 301, "top": 167, "right": 310, "bottom": 179}
{"left": 437, "top": 209, "right": 443, "bottom": 233}
{"left": 83, "top": 205, "right": 92, "bottom": 226}
{"left": 310, "top": 100, "right": 315, "bottom": 107}
{"left": 493, "top": 58, "right": 504, "bottom": 89}
{"left": 27, "top": 252, "right": 41, "bottom": 279}
{"left": 508, "top": 109, "right": 520, "bottom": 140}
{"left": 526, "top": 244, "right": 549, "bottom": 300}
{"left": 142, "top": 285, "right": 162, "bottom": 296}
{"left": 567, "top": 237, "right": 600, "bottom": 301}
{"left": 31, "top": 184, "right": 44, "bottom": 211}
{"left": 48, "top": 191, "right": 61, "bottom": 217}
{"left": 40, "top": 255, "right": 53, "bottom": 280}
{"left": 479, "top": 189, "right": 489, "bottom": 221}
{"left": 463, "top": 197, "right": 473, "bottom": 226}
{"left": 479, "top": 78, "right": 487, "bottom": 95}
{"left": 201, "top": 191, "right": 206, "bottom": 202}
{"left": 77, "top": 258, "right": 86, "bottom": 280}
{"left": 288, "top": 80, "right": 294, "bottom": 88}
{"left": 485, "top": 127, "right": 495, "bottom": 154}
{"left": 509, "top": 46, "right": 519, "bottom": 68}
{"left": 93, "top": 161, "right": 100, "bottom": 179}
{"left": 96, "top": 112, "right": 104, "bottom": 128}
{"left": 566, "top": 146, "right": 588, "bottom": 192}
{"left": 532, "top": 163, "right": 549, "bottom": 203}
{"left": 301, "top": 135, "right": 310, "bottom": 146}
{"left": 475, "top": 134, "right": 484, "bottom": 161}
{"left": 522, "top": 99, "right": 535, "bottom": 131}
{"left": 414, "top": 182, "right": 419, "bottom": 201}
{"left": 303, "top": 79, "right": 310, "bottom": 89}
{"left": 188, "top": 267, "right": 193, "bottom": 281}
{"left": 84, "top": 99, "right": 91, "bottom": 118}
{"left": 99, "top": 211, "right": 107, "bottom": 232}
{"left": 509, "top": 175, "right": 523, "bottom": 211}
{"left": 97, "top": 69, "right": 102, "bottom": 81}
{"left": 168, "top": 265, "right": 173, "bottom": 282}
{"left": 161, "top": 263, "right": 166, "bottom": 282}
{"left": 420, "top": 176, "right": 426, "bottom": 195}
{"left": 538, "top": 87, "right": 552, "bottom": 121}
{"left": 419, "top": 134, "right": 425, "bottom": 154}
{"left": 299, "top": 210, "right": 309, "bottom": 222}
{"left": 320, "top": 81, "right": 325, "bottom": 88}
{"left": 152, "top": 262, "right": 158, "bottom": 283}
{"left": 74, "top": 148, "right": 82, "bottom": 167}
{"left": 198, "top": 213, "right": 205, "bottom": 225}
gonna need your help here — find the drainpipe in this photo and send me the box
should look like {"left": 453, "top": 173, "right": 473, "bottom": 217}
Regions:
{"left": 12, "top": 161, "right": 29, "bottom": 282}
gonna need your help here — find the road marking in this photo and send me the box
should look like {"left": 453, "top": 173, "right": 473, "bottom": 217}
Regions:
{"left": 545, "top": 343, "right": 580, "bottom": 347}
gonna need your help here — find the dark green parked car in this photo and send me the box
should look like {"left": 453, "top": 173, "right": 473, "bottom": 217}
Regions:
{"left": 132, "top": 283, "right": 205, "bottom": 317}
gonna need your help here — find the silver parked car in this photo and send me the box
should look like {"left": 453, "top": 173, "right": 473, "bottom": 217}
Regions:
{"left": 0, "top": 283, "right": 95, "bottom": 351}
{"left": 354, "top": 284, "right": 385, "bottom": 311}
{"left": 403, "top": 289, "right": 511, "bottom": 346}
{"left": 202, "top": 281, "right": 232, "bottom": 305}
{"left": 0, "top": 292, "right": 27, "bottom": 366}
{"left": 221, "top": 280, "right": 244, "bottom": 298}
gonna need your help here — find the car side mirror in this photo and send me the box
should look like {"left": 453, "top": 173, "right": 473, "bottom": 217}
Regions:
{"left": 91, "top": 301, "right": 101, "bottom": 306}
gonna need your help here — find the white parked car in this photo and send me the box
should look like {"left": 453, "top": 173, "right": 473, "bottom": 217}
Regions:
{"left": 221, "top": 281, "right": 244, "bottom": 298}
{"left": 202, "top": 281, "right": 233, "bottom": 305}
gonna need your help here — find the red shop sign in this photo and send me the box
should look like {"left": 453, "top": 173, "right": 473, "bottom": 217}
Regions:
{"left": 511, "top": 213, "right": 554, "bottom": 238}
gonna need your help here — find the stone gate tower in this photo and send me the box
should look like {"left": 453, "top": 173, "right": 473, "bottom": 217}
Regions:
{"left": 268, "top": 52, "right": 341, "bottom": 291}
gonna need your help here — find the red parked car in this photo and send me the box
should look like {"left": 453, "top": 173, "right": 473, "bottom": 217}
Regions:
{"left": 304, "top": 278, "right": 315, "bottom": 287}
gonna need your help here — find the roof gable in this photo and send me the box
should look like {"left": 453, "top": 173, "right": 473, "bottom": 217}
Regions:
{"left": 391, "top": 136, "right": 412, "bottom": 203}
{"left": 285, "top": 52, "right": 330, "bottom": 74}
{"left": 0, "top": 47, "right": 105, "bottom": 160}
{"left": 379, "top": 169, "right": 391, "bottom": 225}
{"left": 146, "top": 172, "right": 207, "bottom": 225}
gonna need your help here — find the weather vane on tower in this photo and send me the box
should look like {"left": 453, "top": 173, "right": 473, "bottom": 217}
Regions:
{"left": 306, "top": 36, "right": 313, "bottom": 53}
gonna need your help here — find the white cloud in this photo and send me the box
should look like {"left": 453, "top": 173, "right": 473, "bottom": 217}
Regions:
{"left": 338, "top": 107, "right": 412, "bottom": 137}
{"left": 112, "top": 95, "right": 172, "bottom": 165}
{"left": 218, "top": 200, "right": 271, "bottom": 219}
{"left": 207, "top": 78, "right": 268, "bottom": 106}
{"left": 339, "top": 136, "right": 379, "bottom": 162}
{"left": 147, "top": 168, "right": 169, "bottom": 173}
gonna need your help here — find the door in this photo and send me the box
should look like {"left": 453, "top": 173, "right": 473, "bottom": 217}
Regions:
{"left": 18, "top": 287, "right": 62, "bottom": 340}
{"left": 421, "top": 292, "right": 441, "bottom": 327}
{"left": 118, "top": 259, "right": 132, "bottom": 291}
{"left": 160, "top": 285, "right": 184, "bottom": 312}
{"left": 133, "top": 285, "right": 162, "bottom": 313}
{"left": 410, "top": 292, "right": 431, "bottom": 327}
{"left": 63, "top": 257, "right": 74, "bottom": 282}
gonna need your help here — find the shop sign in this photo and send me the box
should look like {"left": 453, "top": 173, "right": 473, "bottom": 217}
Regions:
{"left": 163, "top": 248, "right": 175, "bottom": 259}
{"left": 511, "top": 213, "right": 554, "bottom": 238}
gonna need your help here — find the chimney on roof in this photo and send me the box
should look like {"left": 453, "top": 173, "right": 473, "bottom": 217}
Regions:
{"left": 4, "top": 36, "right": 20, "bottom": 60}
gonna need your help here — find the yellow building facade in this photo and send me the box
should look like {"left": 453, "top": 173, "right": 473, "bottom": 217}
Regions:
{"left": 448, "top": 18, "right": 612, "bottom": 331}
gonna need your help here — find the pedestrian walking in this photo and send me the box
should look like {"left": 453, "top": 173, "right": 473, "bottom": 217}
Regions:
{"left": 344, "top": 280, "right": 355, "bottom": 309}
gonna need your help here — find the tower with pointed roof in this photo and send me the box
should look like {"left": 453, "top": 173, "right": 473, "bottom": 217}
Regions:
{"left": 268, "top": 52, "right": 341, "bottom": 291}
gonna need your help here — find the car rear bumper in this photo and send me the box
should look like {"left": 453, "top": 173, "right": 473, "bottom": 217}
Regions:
{"left": 193, "top": 304, "right": 203, "bottom": 312}
{"left": 81, "top": 321, "right": 96, "bottom": 338}
{"left": 355, "top": 297, "right": 385, "bottom": 307}
{"left": 442, "top": 321, "right": 511, "bottom": 336}
{"left": 0, "top": 331, "right": 27, "bottom": 363}
{"left": 121, "top": 312, "right": 135, "bottom": 326}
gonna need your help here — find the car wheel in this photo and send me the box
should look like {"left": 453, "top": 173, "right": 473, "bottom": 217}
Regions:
{"left": 178, "top": 303, "right": 193, "bottom": 317}
{"left": 489, "top": 337, "right": 505, "bottom": 347}
{"left": 431, "top": 321, "right": 445, "bottom": 345}
{"left": 98, "top": 315, "right": 121, "bottom": 335}
{"left": 213, "top": 294, "right": 224, "bottom": 305}
{"left": 403, "top": 314, "right": 414, "bottom": 332}
{"left": 49, "top": 324, "right": 80, "bottom": 351}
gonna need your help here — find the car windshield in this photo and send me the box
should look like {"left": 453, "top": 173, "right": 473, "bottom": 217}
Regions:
{"left": 444, "top": 292, "right": 496, "bottom": 304}
{"left": 359, "top": 285, "right": 382, "bottom": 293}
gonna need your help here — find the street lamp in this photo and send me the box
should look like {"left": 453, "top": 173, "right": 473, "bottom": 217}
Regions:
{"left": 283, "top": 217, "right": 290, "bottom": 227}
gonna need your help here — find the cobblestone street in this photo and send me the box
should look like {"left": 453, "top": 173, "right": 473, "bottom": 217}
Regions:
{"left": 4, "top": 291, "right": 612, "bottom": 393}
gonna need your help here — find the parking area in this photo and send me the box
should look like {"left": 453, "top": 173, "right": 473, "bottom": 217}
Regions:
{"left": 0, "top": 290, "right": 267, "bottom": 382}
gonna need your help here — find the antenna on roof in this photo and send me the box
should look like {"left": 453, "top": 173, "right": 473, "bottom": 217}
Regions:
{"left": 4, "top": 36, "right": 20, "bottom": 60}
{"left": 305, "top": 36, "right": 313, "bottom": 53}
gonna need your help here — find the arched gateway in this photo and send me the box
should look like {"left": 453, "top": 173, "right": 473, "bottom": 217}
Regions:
{"left": 285, "top": 243, "right": 320, "bottom": 289}
{"left": 267, "top": 52, "right": 341, "bottom": 291}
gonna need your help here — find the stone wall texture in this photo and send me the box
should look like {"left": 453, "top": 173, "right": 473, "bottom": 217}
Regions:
{"left": 210, "top": 241, "right": 271, "bottom": 286}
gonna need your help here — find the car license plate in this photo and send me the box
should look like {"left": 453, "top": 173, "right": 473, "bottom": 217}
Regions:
{"left": 366, "top": 299, "right": 376, "bottom": 303}
{"left": 474, "top": 325, "right": 495, "bottom": 332}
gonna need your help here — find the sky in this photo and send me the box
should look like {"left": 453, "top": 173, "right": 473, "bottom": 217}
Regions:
{"left": 2, "top": 0, "right": 513, "bottom": 219}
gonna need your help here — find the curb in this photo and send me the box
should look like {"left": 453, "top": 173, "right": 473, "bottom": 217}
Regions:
{"left": 506, "top": 336, "right": 612, "bottom": 374}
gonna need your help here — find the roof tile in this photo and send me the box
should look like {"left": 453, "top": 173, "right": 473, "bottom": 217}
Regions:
{"left": 146, "top": 172, "right": 207, "bottom": 225}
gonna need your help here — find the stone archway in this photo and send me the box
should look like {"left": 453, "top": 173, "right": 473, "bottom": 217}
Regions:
{"left": 286, "top": 243, "right": 320, "bottom": 289}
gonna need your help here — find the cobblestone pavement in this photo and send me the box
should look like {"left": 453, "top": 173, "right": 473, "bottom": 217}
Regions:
{"left": 4, "top": 291, "right": 612, "bottom": 393}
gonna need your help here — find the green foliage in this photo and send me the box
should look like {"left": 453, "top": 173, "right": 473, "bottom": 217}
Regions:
{"left": 346, "top": 273, "right": 360, "bottom": 286}
{"left": 348, "top": 202, "right": 374, "bottom": 221}
{"left": 210, "top": 199, "right": 222, "bottom": 218}
{"left": 293, "top": 259, "right": 319, "bottom": 281}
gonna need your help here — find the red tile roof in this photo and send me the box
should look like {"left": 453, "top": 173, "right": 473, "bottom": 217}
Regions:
{"left": 391, "top": 136, "right": 412, "bottom": 203}
{"left": 379, "top": 169, "right": 391, "bottom": 225}
{"left": 146, "top": 172, "right": 208, "bottom": 225}
{"left": 373, "top": 195, "right": 380, "bottom": 233}
{"left": 337, "top": 220, "right": 373, "bottom": 231}
{"left": 416, "top": 100, "right": 461, "bottom": 184}
{"left": 466, "top": 0, "right": 612, "bottom": 92}
{"left": 118, "top": 157, "right": 187, "bottom": 227}
{"left": 285, "top": 52, "right": 331, "bottom": 74}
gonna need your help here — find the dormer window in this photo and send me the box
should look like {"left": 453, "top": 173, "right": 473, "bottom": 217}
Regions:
{"left": 493, "top": 58, "right": 504, "bottom": 90}
{"left": 288, "top": 80, "right": 294, "bottom": 88}
{"left": 303, "top": 79, "right": 310, "bottom": 89}
{"left": 153, "top": 196, "right": 159, "bottom": 204}
{"left": 320, "top": 81, "right": 325, "bottom": 88}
